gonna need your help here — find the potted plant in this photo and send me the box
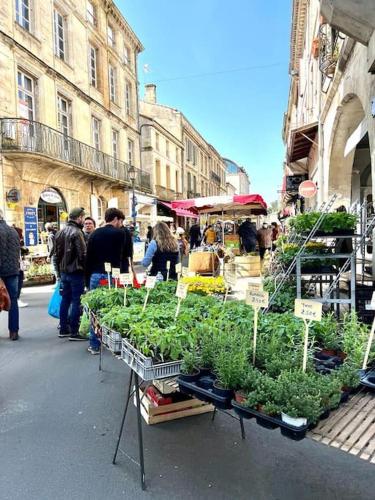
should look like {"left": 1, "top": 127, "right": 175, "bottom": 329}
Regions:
{"left": 342, "top": 312, "right": 369, "bottom": 366}
{"left": 276, "top": 371, "right": 322, "bottom": 427}
{"left": 179, "top": 350, "right": 201, "bottom": 382}
{"left": 212, "top": 348, "right": 248, "bottom": 399}
{"left": 234, "top": 366, "right": 261, "bottom": 404}
{"left": 336, "top": 362, "right": 361, "bottom": 397}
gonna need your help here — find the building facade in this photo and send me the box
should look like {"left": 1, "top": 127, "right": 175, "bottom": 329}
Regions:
{"left": 140, "top": 84, "right": 227, "bottom": 211}
{"left": 282, "top": 0, "right": 375, "bottom": 211}
{"left": 0, "top": 0, "right": 150, "bottom": 237}
{"left": 223, "top": 158, "right": 250, "bottom": 194}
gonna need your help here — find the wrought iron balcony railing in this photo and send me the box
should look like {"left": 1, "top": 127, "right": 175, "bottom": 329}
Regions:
{"left": 319, "top": 24, "right": 344, "bottom": 82}
{"left": 210, "top": 170, "right": 221, "bottom": 184}
{"left": 0, "top": 118, "right": 151, "bottom": 192}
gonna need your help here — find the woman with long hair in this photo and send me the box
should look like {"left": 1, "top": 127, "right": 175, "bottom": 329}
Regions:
{"left": 141, "top": 222, "right": 179, "bottom": 280}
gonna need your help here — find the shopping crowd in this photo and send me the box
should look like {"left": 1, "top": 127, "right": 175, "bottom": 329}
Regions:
{"left": 0, "top": 207, "right": 279, "bottom": 352}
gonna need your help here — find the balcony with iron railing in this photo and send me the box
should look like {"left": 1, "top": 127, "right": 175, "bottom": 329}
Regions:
{"left": 155, "top": 185, "right": 176, "bottom": 201}
{"left": 319, "top": 24, "right": 345, "bottom": 89}
{"left": 0, "top": 118, "right": 151, "bottom": 192}
{"left": 210, "top": 170, "right": 221, "bottom": 184}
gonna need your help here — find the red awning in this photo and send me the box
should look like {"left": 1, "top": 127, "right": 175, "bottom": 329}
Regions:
{"left": 171, "top": 194, "right": 267, "bottom": 215}
{"left": 159, "top": 201, "right": 198, "bottom": 219}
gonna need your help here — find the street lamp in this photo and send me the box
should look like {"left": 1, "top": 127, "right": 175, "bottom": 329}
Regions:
{"left": 128, "top": 164, "right": 137, "bottom": 227}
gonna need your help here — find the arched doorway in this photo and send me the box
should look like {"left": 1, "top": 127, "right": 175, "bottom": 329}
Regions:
{"left": 327, "top": 94, "right": 371, "bottom": 207}
{"left": 37, "top": 187, "right": 67, "bottom": 233}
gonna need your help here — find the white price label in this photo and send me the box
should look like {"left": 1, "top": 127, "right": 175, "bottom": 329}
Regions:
{"left": 246, "top": 289, "right": 269, "bottom": 309}
{"left": 295, "top": 299, "right": 322, "bottom": 322}
{"left": 248, "top": 283, "right": 263, "bottom": 293}
{"left": 112, "top": 268, "right": 120, "bottom": 278}
{"left": 145, "top": 276, "right": 157, "bottom": 289}
{"left": 181, "top": 267, "right": 189, "bottom": 277}
{"left": 176, "top": 283, "right": 188, "bottom": 300}
{"left": 104, "top": 262, "right": 112, "bottom": 272}
{"left": 119, "top": 273, "right": 132, "bottom": 285}
{"left": 166, "top": 261, "right": 171, "bottom": 270}
{"left": 175, "top": 263, "right": 182, "bottom": 274}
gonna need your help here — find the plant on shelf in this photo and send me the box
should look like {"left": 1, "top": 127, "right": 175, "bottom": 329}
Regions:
{"left": 342, "top": 312, "right": 369, "bottom": 366}
{"left": 262, "top": 277, "right": 296, "bottom": 313}
{"left": 311, "top": 313, "right": 342, "bottom": 353}
{"left": 275, "top": 371, "right": 322, "bottom": 425}
{"left": 180, "top": 275, "right": 226, "bottom": 295}
{"left": 181, "top": 349, "right": 200, "bottom": 377}
{"left": 335, "top": 362, "right": 361, "bottom": 391}
{"left": 244, "top": 373, "right": 279, "bottom": 416}
{"left": 288, "top": 211, "right": 357, "bottom": 235}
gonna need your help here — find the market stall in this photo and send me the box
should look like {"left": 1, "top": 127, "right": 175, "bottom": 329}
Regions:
{"left": 171, "top": 194, "right": 268, "bottom": 277}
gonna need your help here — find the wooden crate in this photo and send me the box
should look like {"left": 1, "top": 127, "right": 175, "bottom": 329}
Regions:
{"left": 308, "top": 391, "right": 375, "bottom": 463}
{"left": 134, "top": 387, "right": 214, "bottom": 425}
{"left": 234, "top": 255, "right": 261, "bottom": 277}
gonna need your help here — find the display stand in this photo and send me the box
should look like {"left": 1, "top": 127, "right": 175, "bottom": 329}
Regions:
{"left": 112, "top": 369, "right": 146, "bottom": 490}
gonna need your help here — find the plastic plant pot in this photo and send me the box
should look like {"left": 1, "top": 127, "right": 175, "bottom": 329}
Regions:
{"left": 212, "top": 381, "right": 234, "bottom": 400}
{"left": 281, "top": 412, "right": 307, "bottom": 428}
{"left": 179, "top": 369, "right": 201, "bottom": 383}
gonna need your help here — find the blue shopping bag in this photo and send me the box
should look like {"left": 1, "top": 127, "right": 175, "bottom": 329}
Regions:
{"left": 48, "top": 282, "right": 62, "bottom": 319}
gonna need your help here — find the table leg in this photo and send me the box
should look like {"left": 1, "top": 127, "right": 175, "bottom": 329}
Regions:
{"left": 134, "top": 373, "right": 146, "bottom": 490}
{"left": 112, "top": 370, "right": 134, "bottom": 465}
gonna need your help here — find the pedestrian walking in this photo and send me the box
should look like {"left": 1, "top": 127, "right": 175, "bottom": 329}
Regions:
{"left": 14, "top": 227, "right": 29, "bottom": 308}
{"left": 0, "top": 210, "right": 21, "bottom": 340}
{"left": 257, "top": 223, "right": 272, "bottom": 260}
{"left": 271, "top": 222, "right": 280, "bottom": 251}
{"left": 55, "top": 207, "right": 87, "bottom": 341}
{"left": 142, "top": 222, "right": 179, "bottom": 280}
{"left": 83, "top": 216, "right": 96, "bottom": 243}
{"left": 85, "top": 208, "right": 133, "bottom": 354}
{"left": 189, "top": 222, "right": 201, "bottom": 249}
{"left": 238, "top": 218, "right": 257, "bottom": 253}
{"left": 45, "top": 223, "right": 58, "bottom": 280}
{"left": 203, "top": 225, "right": 216, "bottom": 245}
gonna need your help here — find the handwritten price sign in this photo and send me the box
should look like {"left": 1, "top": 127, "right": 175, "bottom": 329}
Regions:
{"left": 119, "top": 273, "right": 132, "bottom": 286}
{"left": 145, "top": 276, "right": 157, "bottom": 289}
{"left": 295, "top": 299, "right": 322, "bottom": 322}
{"left": 176, "top": 283, "right": 188, "bottom": 300}
{"left": 104, "top": 262, "right": 112, "bottom": 272}
{"left": 246, "top": 289, "right": 269, "bottom": 309}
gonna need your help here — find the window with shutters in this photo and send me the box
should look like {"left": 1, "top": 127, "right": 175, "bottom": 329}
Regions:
{"left": 109, "top": 65, "right": 116, "bottom": 102}
{"left": 54, "top": 9, "right": 67, "bottom": 61}
{"left": 91, "top": 116, "right": 101, "bottom": 149}
{"left": 87, "top": 1, "right": 97, "bottom": 26}
{"left": 89, "top": 45, "right": 98, "bottom": 87}
{"left": 17, "top": 70, "right": 35, "bottom": 120}
{"left": 128, "top": 139, "right": 134, "bottom": 165}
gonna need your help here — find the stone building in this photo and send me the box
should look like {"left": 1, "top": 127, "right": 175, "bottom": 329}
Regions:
{"left": 0, "top": 0, "right": 150, "bottom": 240}
{"left": 282, "top": 0, "right": 375, "bottom": 211}
{"left": 140, "top": 84, "right": 227, "bottom": 217}
{"left": 223, "top": 158, "right": 250, "bottom": 195}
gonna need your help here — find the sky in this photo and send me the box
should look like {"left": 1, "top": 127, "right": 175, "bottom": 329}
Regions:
{"left": 118, "top": 0, "right": 292, "bottom": 204}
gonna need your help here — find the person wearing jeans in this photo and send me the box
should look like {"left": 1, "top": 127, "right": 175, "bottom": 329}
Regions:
{"left": 60, "top": 272, "right": 85, "bottom": 339}
{"left": 85, "top": 208, "right": 133, "bottom": 354}
{"left": 2, "top": 275, "right": 19, "bottom": 339}
{"left": 88, "top": 273, "right": 111, "bottom": 352}
{"left": 0, "top": 210, "right": 21, "bottom": 340}
{"left": 55, "top": 207, "right": 87, "bottom": 341}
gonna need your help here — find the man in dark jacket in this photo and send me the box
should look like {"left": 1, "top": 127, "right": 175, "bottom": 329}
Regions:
{"left": 85, "top": 208, "right": 133, "bottom": 354}
{"left": 55, "top": 207, "right": 86, "bottom": 341}
{"left": 189, "top": 222, "right": 201, "bottom": 249}
{"left": 238, "top": 219, "right": 257, "bottom": 253}
{"left": 0, "top": 210, "right": 21, "bottom": 340}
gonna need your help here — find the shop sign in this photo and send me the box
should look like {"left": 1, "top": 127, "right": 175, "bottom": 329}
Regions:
{"left": 298, "top": 180, "right": 317, "bottom": 199}
{"left": 40, "top": 188, "right": 62, "bottom": 204}
{"left": 24, "top": 206, "right": 38, "bottom": 246}
{"left": 6, "top": 188, "right": 21, "bottom": 203}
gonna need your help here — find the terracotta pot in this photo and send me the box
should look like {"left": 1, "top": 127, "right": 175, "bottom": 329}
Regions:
{"left": 234, "top": 390, "right": 247, "bottom": 404}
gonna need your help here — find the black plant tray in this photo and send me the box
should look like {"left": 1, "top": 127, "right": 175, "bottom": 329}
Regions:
{"left": 231, "top": 401, "right": 309, "bottom": 441}
{"left": 178, "top": 377, "right": 233, "bottom": 410}
{"left": 314, "top": 352, "right": 343, "bottom": 374}
{"left": 360, "top": 369, "right": 375, "bottom": 390}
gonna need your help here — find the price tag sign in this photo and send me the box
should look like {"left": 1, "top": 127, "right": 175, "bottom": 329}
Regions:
{"left": 145, "top": 276, "right": 157, "bottom": 289}
{"left": 187, "top": 271, "right": 196, "bottom": 277}
{"left": 246, "top": 289, "right": 269, "bottom": 309}
{"left": 176, "top": 283, "right": 188, "bottom": 300}
{"left": 295, "top": 299, "right": 322, "bottom": 322}
{"left": 104, "top": 262, "right": 112, "bottom": 272}
{"left": 112, "top": 268, "right": 120, "bottom": 278}
{"left": 225, "top": 271, "right": 236, "bottom": 288}
{"left": 248, "top": 283, "right": 263, "bottom": 293}
{"left": 119, "top": 273, "right": 132, "bottom": 286}
{"left": 181, "top": 267, "right": 189, "bottom": 277}
{"left": 166, "top": 261, "right": 171, "bottom": 270}
{"left": 175, "top": 263, "right": 182, "bottom": 274}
